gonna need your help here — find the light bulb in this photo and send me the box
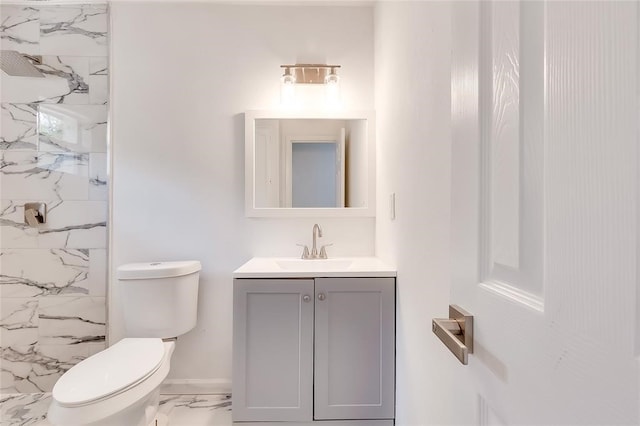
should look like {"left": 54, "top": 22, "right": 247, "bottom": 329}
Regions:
{"left": 280, "top": 67, "right": 296, "bottom": 107}
{"left": 325, "top": 67, "right": 339, "bottom": 85}
{"left": 325, "top": 67, "right": 340, "bottom": 108}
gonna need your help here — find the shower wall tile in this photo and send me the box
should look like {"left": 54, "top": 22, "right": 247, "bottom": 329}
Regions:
{"left": 40, "top": 5, "right": 108, "bottom": 57}
{"left": 1, "top": 3, "right": 108, "bottom": 394}
{"left": 39, "top": 201, "right": 107, "bottom": 248}
{"left": 89, "top": 57, "right": 108, "bottom": 105}
{"left": 1, "top": 345, "right": 46, "bottom": 393}
{"left": 87, "top": 341, "right": 106, "bottom": 357}
{"left": 0, "top": 72, "right": 68, "bottom": 104}
{"left": 38, "top": 104, "right": 107, "bottom": 153}
{"left": 0, "top": 343, "right": 91, "bottom": 392}
{"left": 88, "top": 249, "right": 107, "bottom": 297}
{"left": 38, "top": 296, "right": 105, "bottom": 345}
{"left": 38, "top": 55, "right": 90, "bottom": 104}
{"left": 0, "top": 56, "right": 89, "bottom": 104}
{"left": 0, "top": 248, "right": 90, "bottom": 297}
{"left": 0, "top": 151, "right": 89, "bottom": 200}
{"left": 89, "top": 153, "right": 107, "bottom": 200}
{"left": 0, "top": 200, "right": 39, "bottom": 249}
{"left": 0, "top": 103, "right": 38, "bottom": 150}
{"left": 0, "top": 298, "right": 38, "bottom": 346}
{"left": 0, "top": 6, "right": 40, "bottom": 55}
{"left": 0, "top": 200, "right": 107, "bottom": 249}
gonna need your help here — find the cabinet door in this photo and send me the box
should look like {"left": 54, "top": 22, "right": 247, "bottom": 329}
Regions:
{"left": 314, "top": 277, "right": 395, "bottom": 420}
{"left": 233, "top": 279, "right": 314, "bottom": 422}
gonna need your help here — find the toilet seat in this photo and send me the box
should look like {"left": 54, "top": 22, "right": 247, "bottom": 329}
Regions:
{"left": 52, "top": 338, "right": 165, "bottom": 407}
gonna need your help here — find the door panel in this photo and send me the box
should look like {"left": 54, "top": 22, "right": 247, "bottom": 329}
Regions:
{"left": 233, "top": 279, "right": 314, "bottom": 422}
{"left": 314, "top": 277, "right": 395, "bottom": 420}
{"left": 451, "top": 1, "right": 639, "bottom": 424}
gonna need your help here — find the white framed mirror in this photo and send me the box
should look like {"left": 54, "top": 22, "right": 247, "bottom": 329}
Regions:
{"left": 245, "top": 110, "right": 375, "bottom": 217}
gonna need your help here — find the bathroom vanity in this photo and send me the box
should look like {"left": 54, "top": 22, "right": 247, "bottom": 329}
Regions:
{"left": 232, "top": 257, "right": 396, "bottom": 425}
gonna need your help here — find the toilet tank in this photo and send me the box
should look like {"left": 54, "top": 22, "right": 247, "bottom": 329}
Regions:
{"left": 117, "top": 261, "right": 201, "bottom": 338}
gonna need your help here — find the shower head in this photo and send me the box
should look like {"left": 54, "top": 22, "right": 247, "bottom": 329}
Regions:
{"left": 1, "top": 50, "right": 45, "bottom": 78}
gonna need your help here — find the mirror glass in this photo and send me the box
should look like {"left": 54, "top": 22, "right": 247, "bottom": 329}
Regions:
{"left": 246, "top": 112, "right": 374, "bottom": 217}
{"left": 291, "top": 140, "right": 342, "bottom": 207}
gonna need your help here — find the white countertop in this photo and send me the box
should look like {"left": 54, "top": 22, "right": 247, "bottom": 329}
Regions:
{"left": 233, "top": 257, "right": 397, "bottom": 278}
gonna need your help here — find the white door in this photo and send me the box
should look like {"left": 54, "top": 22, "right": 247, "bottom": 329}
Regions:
{"left": 448, "top": 1, "right": 639, "bottom": 424}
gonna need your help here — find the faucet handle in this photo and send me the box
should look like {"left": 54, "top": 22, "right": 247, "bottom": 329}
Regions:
{"left": 319, "top": 244, "right": 333, "bottom": 259}
{"left": 296, "top": 244, "right": 311, "bottom": 259}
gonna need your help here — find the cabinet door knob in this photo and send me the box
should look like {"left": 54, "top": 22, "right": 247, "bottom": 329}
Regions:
{"left": 317, "top": 293, "right": 326, "bottom": 301}
{"left": 302, "top": 294, "right": 311, "bottom": 303}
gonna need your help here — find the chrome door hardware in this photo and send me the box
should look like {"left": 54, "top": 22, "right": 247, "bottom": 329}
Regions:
{"left": 24, "top": 202, "right": 47, "bottom": 227}
{"left": 302, "top": 295, "right": 311, "bottom": 303}
{"left": 432, "top": 305, "right": 473, "bottom": 365}
{"left": 317, "top": 293, "right": 326, "bottom": 301}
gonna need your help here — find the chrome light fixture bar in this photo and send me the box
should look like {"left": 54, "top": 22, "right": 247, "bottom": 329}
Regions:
{"left": 280, "top": 64, "right": 341, "bottom": 84}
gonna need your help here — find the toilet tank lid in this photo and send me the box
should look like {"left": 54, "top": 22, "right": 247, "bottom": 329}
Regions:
{"left": 117, "top": 260, "right": 201, "bottom": 280}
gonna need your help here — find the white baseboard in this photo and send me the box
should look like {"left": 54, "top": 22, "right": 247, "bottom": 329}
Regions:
{"left": 160, "top": 378, "right": 231, "bottom": 395}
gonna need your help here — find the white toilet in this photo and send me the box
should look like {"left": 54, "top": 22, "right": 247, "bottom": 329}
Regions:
{"left": 48, "top": 260, "right": 201, "bottom": 426}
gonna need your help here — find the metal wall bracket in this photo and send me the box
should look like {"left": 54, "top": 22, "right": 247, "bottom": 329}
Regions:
{"left": 432, "top": 304, "right": 474, "bottom": 365}
{"left": 24, "top": 202, "right": 47, "bottom": 227}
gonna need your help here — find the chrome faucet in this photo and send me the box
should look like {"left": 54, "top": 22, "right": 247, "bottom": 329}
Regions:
{"left": 299, "top": 224, "right": 330, "bottom": 259}
{"left": 311, "top": 224, "right": 323, "bottom": 258}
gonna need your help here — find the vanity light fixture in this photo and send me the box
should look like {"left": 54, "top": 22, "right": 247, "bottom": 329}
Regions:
{"left": 280, "top": 64, "right": 341, "bottom": 107}
{"left": 280, "top": 64, "right": 341, "bottom": 84}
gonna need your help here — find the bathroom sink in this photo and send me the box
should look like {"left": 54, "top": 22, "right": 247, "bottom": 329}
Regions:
{"left": 275, "top": 258, "right": 353, "bottom": 271}
{"left": 233, "top": 257, "right": 396, "bottom": 278}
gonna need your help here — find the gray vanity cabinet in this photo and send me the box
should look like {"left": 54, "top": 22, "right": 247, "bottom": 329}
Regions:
{"left": 233, "top": 279, "right": 315, "bottom": 422}
{"left": 314, "top": 278, "right": 395, "bottom": 420}
{"left": 233, "top": 277, "right": 395, "bottom": 424}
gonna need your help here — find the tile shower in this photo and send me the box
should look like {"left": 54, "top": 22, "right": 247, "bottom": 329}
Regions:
{"left": 0, "top": 4, "right": 108, "bottom": 393}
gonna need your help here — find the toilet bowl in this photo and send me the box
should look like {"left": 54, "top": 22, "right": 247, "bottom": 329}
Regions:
{"left": 48, "top": 261, "right": 201, "bottom": 426}
{"left": 48, "top": 338, "right": 174, "bottom": 426}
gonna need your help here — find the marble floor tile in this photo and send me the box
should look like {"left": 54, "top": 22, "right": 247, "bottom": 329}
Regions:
{"left": 0, "top": 393, "right": 50, "bottom": 426}
{"left": 157, "top": 394, "right": 232, "bottom": 426}
{"left": 0, "top": 393, "right": 233, "bottom": 426}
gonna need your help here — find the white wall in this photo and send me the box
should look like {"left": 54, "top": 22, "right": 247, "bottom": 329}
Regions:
{"left": 374, "top": 2, "right": 457, "bottom": 425}
{"left": 109, "top": 2, "right": 374, "bottom": 389}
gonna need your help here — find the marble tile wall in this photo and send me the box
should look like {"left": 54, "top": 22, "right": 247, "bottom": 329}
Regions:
{"left": 0, "top": 4, "right": 108, "bottom": 393}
